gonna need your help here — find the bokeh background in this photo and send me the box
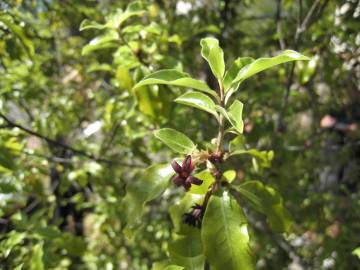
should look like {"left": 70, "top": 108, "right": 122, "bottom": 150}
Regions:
{"left": 0, "top": 0, "right": 359, "bottom": 269}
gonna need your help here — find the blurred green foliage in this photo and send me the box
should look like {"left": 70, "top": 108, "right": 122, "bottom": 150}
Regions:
{"left": 0, "top": 0, "right": 359, "bottom": 269}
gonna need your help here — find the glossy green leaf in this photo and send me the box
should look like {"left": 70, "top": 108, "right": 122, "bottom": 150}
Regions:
{"left": 154, "top": 128, "right": 196, "bottom": 154}
{"left": 223, "top": 170, "right": 236, "bottom": 183}
{"left": 228, "top": 100, "right": 244, "bottom": 133}
{"left": 133, "top": 69, "right": 217, "bottom": 98}
{"left": 30, "top": 243, "right": 44, "bottom": 270}
{"left": 122, "top": 22, "right": 161, "bottom": 35}
{"left": 175, "top": 91, "right": 218, "bottom": 118}
{"left": 79, "top": 19, "right": 107, "bottom": 31}
{"left": 225, "top": 50, "right": 309, "bottom": 103}
{"left": 169, "top": 231, "right": 204, "bottom": 270}
{"left": 202, "top": 191, "right": 254, "bottom": 270}
{"left": 224, "top": 57, "right": 254, "bottom": 91}
{"left": 235, "top": 180, "right": 292, "bottom": 232}
{"left": 216, "top": 100, "right": 244, "bottom": 134}
{"left": 81, "top": 31, "right": 119, "bottom": 55}
{"left": 122, "top": 164, "right": 174, "bottom": 232}
{"left": 352, "top": 247, "right": 360, "bottom": 259}
{"left": 79, "top": 2, "right": 145, "bottom": 31}
{"left": 200, "top": 37, "right": 225, "bottom": 80}
{"left": 106, "top": 2, "right": 145, "bottom": 29}
{"left": 232, "top": 50, "right": 310, "bottom": 84}
{"left": 189, "top": 170, "right": 215, "bottom": 194}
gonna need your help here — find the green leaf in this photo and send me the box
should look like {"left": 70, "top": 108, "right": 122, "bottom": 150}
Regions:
{"left": 30, "top": 243, "right": 44, "bottom": 270}
{"left": 175, "top": 91, "right": 218, "bottom": 118}
{"left": 133, "top": 69, "right": 217, "bottom": 98}
{"left": 154, "top": 128, "right": 196, "bottom": 154}
{"left": 79, "top": 19, "right": 107, "bottom": 31}
{"left": 168, "top": 231, "right": 204, "bottom": 270}
{"left": 225, "top": 50, "right": 310, "bottom": 103}
{"left": 223, "top": 170, "right": 236, "bottom": 183}
{"left": 0, "top": 16, "right": 35, "bottom": 57}
{"left": 189, "top": 170, "right": 215, "bottom": 195}
{"left": 200, "top": 37, "right": 225, "bottom": 80}
{"left": 106, "top": 2, "right": 146, "bottom": 29}
{"left": 216, "top": 100, "right": 244, "bottom": 134}
{"left": 352, "top": 247, "right": 360, "bottom": 259}
{"left": 224, "top": 57, "right": 254, "bottom": 91}
{"left": 228, "top": 100, "right": 244, "bottom": 133}
{"left": 81, "top": 31, "right": 119, "bottom": 55}
{"left": 230, "top": 149, "right": 274, "bottom": 168}
{"left": 163, "top": 266, "right": 184, "bottom": 270}
{"left": 122, "top": 164, "right": 174, "bottom": 233}
{"left": 233, "top": 50, "right": 309, "bottom": 84}
{"left": 235, "top": 180, "right": 292, "bottom": 232}
{"left": 202, "top": 191, "right": 254, "bottom": 270}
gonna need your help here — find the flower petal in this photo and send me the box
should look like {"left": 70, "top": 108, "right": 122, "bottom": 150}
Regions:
{"left": 171, "top": 160, "right": 182, "bottom": 174}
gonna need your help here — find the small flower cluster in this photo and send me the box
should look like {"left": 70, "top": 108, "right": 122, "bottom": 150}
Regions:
{"left": 171, "top": 155, "right": 203, "bottom": 191}
{"left": 183, "top": 204, "right": 203, "bottom": 228}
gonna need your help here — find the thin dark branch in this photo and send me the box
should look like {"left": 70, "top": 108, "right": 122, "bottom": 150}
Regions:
{"left": 19, "top": 98, "right": 35, "bottom": 122}
{"left": 275, "top": 0, "right": 286, "bottom": 50}
{"left": 0, "top": 112, "right": 146, "bottom": 168}
{"left": 278, "top": 0, "right": 329, "bottom": 132}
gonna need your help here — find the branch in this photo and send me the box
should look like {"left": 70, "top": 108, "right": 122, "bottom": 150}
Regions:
{"left": 0, "top": 112, "right": 146, "bottom": 168}
{"left": 278, "top": 0, "right": 329, "bottom": 132}
{"left": 275, "top": 0, "right": 286, "bottom": 50}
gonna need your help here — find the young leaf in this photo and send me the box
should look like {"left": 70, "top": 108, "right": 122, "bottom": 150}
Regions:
{"left": 81, "top": 31, "right": 119, "bottom": 55}
{"left": 189, "top": 170, "right": 215, "bottom": 195}
{"left": 201, "top": 191, "right": 254, "bottom": 270}
{"left": 175, "top": 91, "right": 218, "bottom": 118}
{"left": 223, "top": 170, "right": 236, "bottom": 183}
{"left": 122, "top": 164, "right": 174, "bottom": 232}
{"left": 233, "top": 50, "right": 310, "bottom": 84}
{"left": 200, "top": 37, "right": 225, "bottom": 80}
{"left": 154, "top": 128, "right": 196, "bottom": 154}
{"left": 225, "top": 50, "right": 310, "bottom": 103}
{"left": 228, "top": 100, "right": 244, "bottom": 133}
{"left": 30, "top": 243, "right": 44, "bottom": 270}
{"left": 224, "top": 57, "right": 254, "bottom": 91}
{"left": 106, "top": 2, "right": 145, "bottom": 29}
{"left": 79, "top": 19, "right": 107, "bottom": 31}
{"left": 216, "top": 100, "right": 244, "bottom": 134}
{"left": 133, "top": 70, "right": 217, "bottom": 99}
{"left": 234, "top": 180, "right": 292, "bottom": 233}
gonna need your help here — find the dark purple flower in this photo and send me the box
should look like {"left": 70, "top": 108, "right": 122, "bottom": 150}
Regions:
{"left": 183, "top": 204, "right": 203, "bottom": 228}
{"left": 171, "top": 155, "right": 203, "bottom": 191}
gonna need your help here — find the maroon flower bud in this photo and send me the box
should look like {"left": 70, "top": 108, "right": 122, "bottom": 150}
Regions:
{"left": 183, "top": 178, "right": 192, "bottom": 191}
{"left": 171, "top": 160, "right": 182, "bottom": 174}
{"left": 182, "top": 155, "right": 195, "bottom": 173}
{"left": 208, "top": 151, "right": 224, "bottom": 164}
{"left": 172, "top": 175, "right": 183, "bottom": 186}
{"left": 170, "top": 155, "right": 201, "bottom": 191}
{"left": 183, "top": 204, "right": 203, "bottom": 228}
{"left": 187, "top": 175, "right": 203, "bottom": 186}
